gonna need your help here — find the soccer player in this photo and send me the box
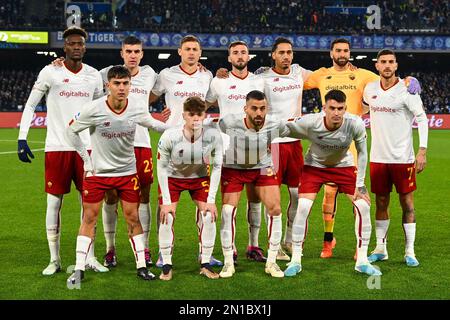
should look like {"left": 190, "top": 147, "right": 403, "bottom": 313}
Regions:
{"left": 363, "top": 49, "right": 428, "bottom": 267}
{"left": 205, "top": 40, "right": 267, "bottom": 263}
{"left": 151, "top": 35, "right": 222, "bottom": 267}
{"left": 157, "top": 96, "right": 222, "bottom": 281}
{"left": 218, "top": 90, "right": 301, "bottom": 278}
{"left": 98, "top": 36, "right": 159, "bottom": 268}
{"left": 283, "top": 89, "right": 381, "bottom": 277}
{"left": 259, "top": 37, "right": 312, "bottom": 261}
{"left": 65, "top": 66, "right": 168, "bottom": 284}
{"left": 17, "top": 26, "right": 107, "bottom": 275}
{"left": 303, "top": 38, "right": 422, "bottom": 259}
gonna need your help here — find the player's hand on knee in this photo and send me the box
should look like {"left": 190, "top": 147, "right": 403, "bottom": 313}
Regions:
{"left": 51, "top": 57, "right": 65, "bottom": 67}
{"left": 354, "top": 185, "right": 371, "bottom": 205}
{"left": 17, "top": 140, "right": 34, "bottom": 163}
{"left": 216, "top": 68, "right": 229, "bottom": 79}
{"left": 161, "top": 105, "right": 171, "bottom": 122}
{"left": 405, "top": 76, "right": 421, "bottom": 94}
{"left": 160, "top": 205, "right": 175, "bottom": 224}
{"left": 204, "top": 203, "right": 218, "bottom": 222}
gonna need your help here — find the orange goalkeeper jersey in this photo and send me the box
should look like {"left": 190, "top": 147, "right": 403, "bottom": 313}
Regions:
{"left": 304, "top": 66, "right": 379, "bottom": 116}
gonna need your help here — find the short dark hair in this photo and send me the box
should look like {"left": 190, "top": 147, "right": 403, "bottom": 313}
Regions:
{"left": 180, "top": 35, "right": 201, "bottom": 49}
{"left": 325, "top": 90, "right": 346, "bottom": 103}
{"left": 330, "top": 38, "right": 350, "bottom": 50}
{"left": 246, "top": 90, "right": 266, "bottom": 102}
{"left": 183, "top": 96, "right": 206, "bottom": 113}
{"left": 63, "top": 26, "right": 88, "bottom": 40}
{"left": 272, "top": 37, "right": 293, "bottom": 53}
{"left": 122, "top": 35, "right": 142, "bottom": 46}
{"left": 377, "top": 49, "right": 396, "bottom": 60}
{"left": 107, "top": 65, "right": 131, "bottom": 81}
{"left": 228, "top": 40, "right": 248, "bottom": 54}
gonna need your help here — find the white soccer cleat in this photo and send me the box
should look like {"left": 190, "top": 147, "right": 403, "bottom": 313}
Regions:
{"left": 284, "top": 261, "right": 302, "bottom": 277}
{"left": 219, "top": 263, "right": 235, "bottom": 278}
{"left": 405, "top": 255, "right": 419, "bottom": 267}
{"left": 42, "top": 260, "right": 61, "bottom": 276}
{"left": 265, "top": 262, "right": 285, "bottom": 278}
{"left": 355, "top": 263, "right": 382, "bottom": 276}
{"left": 368, "top": 250, "right": 389, "bottom": 263}
{"left": 276, "top": 247, "right": 291, "bottom": 261}
{"left": 86, "top": 257, "right": 109, "bottom": 272}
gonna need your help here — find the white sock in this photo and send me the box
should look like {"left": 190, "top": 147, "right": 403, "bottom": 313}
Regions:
{"left": 220, "top": 204, "right": 236, "bottom": 265}
{"left": 247, "top": 202, "right": 261, "bottom": 247}
{"left": 158, "top": 212, "right": 174, "bottom": 266}
{"left": 102, "top": 203, "right": 118, "bottom": 252}
{"left": 75, "top": 235, "right": 92, "bottom": 271}
{"left": 129, "top": 233, "right": 146, "bottom": 269}
{"left": 46, "top": 194, "right": 63, "bottom": 262}
{"left": 291, "top": 198, "right": 314, "bottom": 263}
{"left": 283, "top": 187, "right": 299, "bottom": 245}
{"left": 267, "top": 215, "right": 282, "bottom": 264}
{"left": 139, "top": 203, "right": 151, "bottom": 249}
{"left": 403, "top": 223, "right": 416, "bottom": 256}
{"left": 354, "top": 199, "right": 372, "bottom": 265}
{"left": 200, "top": 211, "right": 216, "bottom": 264}
{"left": 375, "top": 219, "right": 390, "bottom": 253}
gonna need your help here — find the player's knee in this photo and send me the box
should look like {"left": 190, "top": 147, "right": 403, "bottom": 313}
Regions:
{"left": 267, "top": 205, "right": 281, "bottom": 216}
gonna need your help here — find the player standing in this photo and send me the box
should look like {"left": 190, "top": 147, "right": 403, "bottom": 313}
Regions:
{"left": 157, "top": 97, "right": 222, "bottom": 280}
{"left": 283, "top": 90, "right": 380, "bottom": 277}
{"left": 363, "top": 49, "right": 428, "bottom": 267}
{"left": 65, "top": 66, "right": 168, "bottom": 284}
{"left": 17, "top": 27, "right": 106, "bottom": 275}
{"left": 259, "top": 37, "right": 312, "bottom": 261}
{"left": 151, "top": 35, "right": 222, "bottom": 266}
{"left": 99, "top": 36, "right": 159, "bottom": 268}
{"left": 303, "top": 38, "right": 422, "bottom": 259}
{"left": 205, "top": 40, "right": 267, "bottom": 263}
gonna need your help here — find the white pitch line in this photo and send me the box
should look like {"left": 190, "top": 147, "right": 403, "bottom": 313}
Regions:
{"left": 0, "top": 139, "right": 45, "bottom": 144}
{"left": 0, "top": 148, "right": 45, "bottom": 155}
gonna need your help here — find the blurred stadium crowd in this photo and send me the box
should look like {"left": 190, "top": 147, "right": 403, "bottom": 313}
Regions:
{"left": 1, "top": 0, "right": 448, "bottom": 33}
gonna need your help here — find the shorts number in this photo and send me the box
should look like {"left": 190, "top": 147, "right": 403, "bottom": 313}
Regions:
{"left": 266, "top": 167, "right": 274, "bottom": 176}
{"left": 407, "top": 167, "right": 414, "bottom": 180}
{"left": 131, "top": 177, "right": 140, "bottom": 190}
{"left": 201, "top": 180, "right": 210, "bottom": 193}
{"left": 143, "top": 160, "right": 152, "bottom": 173}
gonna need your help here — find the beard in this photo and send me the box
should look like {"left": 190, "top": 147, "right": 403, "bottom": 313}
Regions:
{"left": 333, "top": 57, "right": 349, "bottom": 67}
{"left": 232, "top": 61, "right": 248, "bottom": 71}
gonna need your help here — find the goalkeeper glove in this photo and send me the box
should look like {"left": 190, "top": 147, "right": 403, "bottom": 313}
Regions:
{"left": 405, "top": 76, "right": 421, "bottom": 95}
{"left": 17, "top": 140, "right": 34, "bottom": 163}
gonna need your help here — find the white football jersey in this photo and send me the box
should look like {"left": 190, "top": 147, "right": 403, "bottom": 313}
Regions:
{"left": 100, "top": 65, "right": 157, "bottom": 148}
{"left": 206, "top": 71, "right": 264, "bottom": 118}
{"left": 363, "top": 79, "right": 427, "bottom": 163}
{"left": 219, "top": 114, "right": 289, "bottom": 169}
{"left": 157, "top": 125, "right": 223, "bottom": 204}
{"left": 31, "top": 63, "right": 103, "bottom": 151}
{"left": 152, "top": 65, "right": 212, "bottom": 126}
{"left": 260, "top": 65, "right": 312, "bottom": 143}
{"left": 68, "top": 96, "right": 167, "bottom": 177}
{"left": 286, "top": 112, "right": 367, "bottom": 168}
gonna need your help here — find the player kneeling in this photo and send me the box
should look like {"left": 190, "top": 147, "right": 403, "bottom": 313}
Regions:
{"left": 65, "top": 66, "right": 168, "bottom": 285}
{"left": 157, "top": 97, "right": 223, "bottom": 281}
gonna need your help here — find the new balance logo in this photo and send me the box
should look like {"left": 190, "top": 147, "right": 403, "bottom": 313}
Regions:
{"left": 63, "top": 79, "right": 69, "bottom": 83}
{"left": 229, "top": 85, "right": 236, "bottom": 89}
{"left": 273, "top": 78, "right": 280, "bottom": 82}
{"left": 103, "top": 121, "right": 110, "bottom": 127}
{"left": 176, "top": 81, "right": 183, "bottom": 85}
{"left": 372, "top": 95, "right": 377, "bottom": 99}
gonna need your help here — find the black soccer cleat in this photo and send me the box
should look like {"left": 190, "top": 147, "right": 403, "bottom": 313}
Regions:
{"left": 137, "top": 267, "right": 156, "bottom": 281}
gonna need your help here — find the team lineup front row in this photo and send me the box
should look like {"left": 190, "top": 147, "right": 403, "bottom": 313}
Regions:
{"left": 17, "top": 28, "right": 428, "bottom": 285}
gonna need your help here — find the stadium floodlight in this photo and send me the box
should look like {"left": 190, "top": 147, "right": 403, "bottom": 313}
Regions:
{"left": 158, "top": 53, "right": 170, "bottom": 59}
{"left": 372, "top": 58, "right": 377, "bottom": 61}
{"left": 249, "top": 54, "right": 257, "bottom": 60}
{"left": 356, "top": 55, "right": 367, "bottom": 60}
{"left": 200, "top": 57, "right": 207, "bottom": 60}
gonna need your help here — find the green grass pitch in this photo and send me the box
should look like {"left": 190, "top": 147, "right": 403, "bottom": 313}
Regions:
{"left": 0, "top": 128, "right": 448, "bottom": 300}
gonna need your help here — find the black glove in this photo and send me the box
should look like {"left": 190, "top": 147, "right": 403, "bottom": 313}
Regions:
{"left": 18, "top": 139, "right": 34, "bottom": 163}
